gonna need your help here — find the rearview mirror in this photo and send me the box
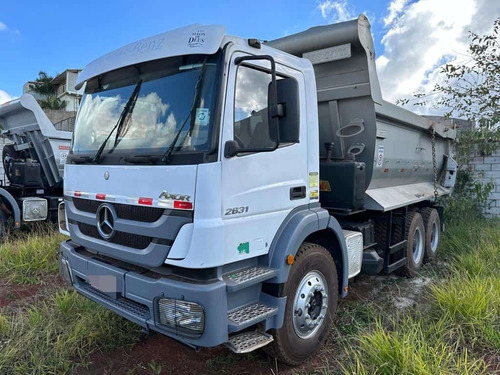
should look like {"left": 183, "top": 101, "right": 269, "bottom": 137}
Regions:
{"left": 276, "top": 78, "right": 299, "bottom": 143}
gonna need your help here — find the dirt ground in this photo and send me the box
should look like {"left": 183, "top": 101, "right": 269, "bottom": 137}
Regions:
{"left": 0, "top": 275, "right": 62, "bottom": 309}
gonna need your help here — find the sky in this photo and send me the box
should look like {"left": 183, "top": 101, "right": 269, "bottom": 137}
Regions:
{"left": 1, "top": 0, "right": 499, "bottom": 115}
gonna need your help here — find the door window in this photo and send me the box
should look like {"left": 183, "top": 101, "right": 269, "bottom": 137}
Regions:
{"left": 233, "top": 65, "right": 275, "bottom": 150}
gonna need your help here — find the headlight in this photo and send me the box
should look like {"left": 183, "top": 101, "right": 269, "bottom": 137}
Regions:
{"left": 157, "top": 298, "right": 204, "bottom": 335}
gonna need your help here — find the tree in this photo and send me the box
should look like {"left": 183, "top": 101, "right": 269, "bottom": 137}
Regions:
{"left": 399, "top": 18, "right": 500, "bottom": 220}
{"left": 30, "top": 71, "right": 67, "bottom": 110}
{"left": 399, "top": 17, "right": 500, "bottom": 130}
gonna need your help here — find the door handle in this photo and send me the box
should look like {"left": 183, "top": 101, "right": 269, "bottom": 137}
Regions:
{"left": 290, "top": 186, "right": 306, "bottom": 200}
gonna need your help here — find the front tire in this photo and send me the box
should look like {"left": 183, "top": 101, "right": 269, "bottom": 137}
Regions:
{"left": 266, "top": 242, "right": 338, "bottom": 365}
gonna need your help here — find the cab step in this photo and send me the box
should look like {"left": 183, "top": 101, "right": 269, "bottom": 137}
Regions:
{"left": 223, "top": 266, "right": 278, "bottom": 292}
{"left": 224, "top": 331, "right": 274, "bottom": 354}
{"left": 228, "top": 303, "right": 278, "bottom": 332}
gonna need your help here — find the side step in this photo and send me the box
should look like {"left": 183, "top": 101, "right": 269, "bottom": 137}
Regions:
{"left": 223, "top": 266, "right": 278, "bottom": 292}
{"left": 225, "top": 331, "right": 274, "bottom": 354}
{"left": 228, "top": 303, "right": 278, "bottom": 332}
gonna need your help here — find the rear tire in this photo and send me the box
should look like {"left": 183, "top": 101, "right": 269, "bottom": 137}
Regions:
{"left": 420, "top": 208, "right": 441, "bottom": 262}
{"left": 398, "top": 211, "right": 425, "bottom": 278}
{"left": 265, "top": 242, "right": 338, "bottom": 365}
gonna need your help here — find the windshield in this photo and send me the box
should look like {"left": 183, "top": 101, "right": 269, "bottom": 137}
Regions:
{"left": 69, "top": 53, "right": 220, "bottom": 165}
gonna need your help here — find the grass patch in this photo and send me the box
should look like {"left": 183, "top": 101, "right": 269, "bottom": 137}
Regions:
{"left": 340, "top": 218, "right": 500, "bottom": 374}
{"left": 0, "top": 289, "right": 142, "bottom": 374}
{"left": 0, "top": 231, "right": 66, "bottom": 283}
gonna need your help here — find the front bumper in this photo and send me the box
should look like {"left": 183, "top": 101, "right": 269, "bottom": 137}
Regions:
{"left": 59, "top": 240, "right": 228, "bottom": 347}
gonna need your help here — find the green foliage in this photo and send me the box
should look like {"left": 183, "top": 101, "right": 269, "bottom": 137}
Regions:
{"left": 441, "top": 168, "right": 495, "bottom": 223}
{"left": 0, "top": 290, "right": 141, "bottom": 374}
{"left": 0, "top": 231, "right": 67, "bottom": 283}
{"left": 30, "top": 71, "right": 67, "bottom": 110}
{"left": 441, "top": 130, "right": 497, "bottom": 223}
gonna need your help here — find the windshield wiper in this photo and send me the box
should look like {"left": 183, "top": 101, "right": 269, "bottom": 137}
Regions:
{"left": 91, "top": 80, "right": 143, "bottom": 163}
{"left": 160, "top": 61, "right": 208, "bottom": 164}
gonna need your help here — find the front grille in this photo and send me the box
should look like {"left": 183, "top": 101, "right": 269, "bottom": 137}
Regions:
{"left": 78, "top": 222, "right": 152, "bottom": 250}
{"left": 80, "top": 281, "right": 150, "bottom": 320}
{"left": 73, "top": 198, "right": 165, "bottom": 222}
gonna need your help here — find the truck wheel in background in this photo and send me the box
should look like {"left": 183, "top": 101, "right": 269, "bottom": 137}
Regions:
{"left": 0, "top": 210, "right": 7, "bottom": 238}
{"left": 420, "top": 208, "right": 441, "bottom": 262}
{"left": 398, "top": 211, "right": 425, "bottom": 278}
{"left": 265, "top": 242, "right": 338, "bottom": 365}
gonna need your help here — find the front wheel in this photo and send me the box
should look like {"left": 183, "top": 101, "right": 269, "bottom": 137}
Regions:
{"left": 265, "top": 242, "right": 338, "bottom": 365}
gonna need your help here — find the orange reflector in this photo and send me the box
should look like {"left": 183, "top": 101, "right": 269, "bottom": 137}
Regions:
{"left": 174, "top": 201, "right": 193, "bottom": 210}
{"left": 96, "top": 193, "right": 106, "bottom": 200}
{"left": 138, "top": 197, "right": 153, "bottom": 206}
{"left": 286, "top": 254, "right": 295, "bottom": 265}
{"left": 15, "top": 222, "right": 20, "bottom": 226}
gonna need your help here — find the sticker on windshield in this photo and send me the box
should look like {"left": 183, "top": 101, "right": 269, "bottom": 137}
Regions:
{"left": 195, "top": 108, "right": 210, "bottom": 126}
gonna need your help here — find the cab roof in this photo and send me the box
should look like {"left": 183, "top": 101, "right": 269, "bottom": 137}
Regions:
{"left": 75, "top": 24, "right": 226, "bottom": 89}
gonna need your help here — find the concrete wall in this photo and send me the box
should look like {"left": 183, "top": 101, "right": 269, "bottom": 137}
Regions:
{"left": 470, "top": 143, "right": 500, "bottom": 218}
{"left": 45, "top": 109, "right": 77, "bottom": 126}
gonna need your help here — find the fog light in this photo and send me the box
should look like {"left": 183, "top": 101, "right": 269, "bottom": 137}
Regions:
{"left": 157, "top": 298, "right": 204, "bottom": 335}
{"left": 58, "top": 254, "right": 73, "bottom": 284}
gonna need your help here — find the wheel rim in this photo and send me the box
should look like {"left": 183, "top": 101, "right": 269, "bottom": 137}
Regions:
{"left": 292, "top": 270, "right": 328, "bottom": 339}
{"left": 430, "top": 221, "right": 439, "bottom": 253}
{"left": 412, "top": 227, "right": 424, "bottom": 263}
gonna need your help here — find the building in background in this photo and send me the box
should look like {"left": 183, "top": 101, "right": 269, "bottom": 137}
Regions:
{"left": 51, "top": 69, "right": 83, "bottom": 112}
{"left": 424, "top": 115, "right": 475, "bottom": 132}
{"left": 22, "top": 69, "right": 82, "bottom": 132}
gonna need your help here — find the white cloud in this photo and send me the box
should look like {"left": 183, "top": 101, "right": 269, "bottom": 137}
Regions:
{"left": 376, "top": 0, "right": 500, "bottom": 115}
{"left": 317, "top": 0, "right": 355, "bottom": 23}
{"left": 0, "top": 90, "right": 13, "bottom": 104}
{"left": 0, "top": 22, "right": 7, "bottom": 31}
{"left": 383, "top": 0, "right": 408, "bottom": 27}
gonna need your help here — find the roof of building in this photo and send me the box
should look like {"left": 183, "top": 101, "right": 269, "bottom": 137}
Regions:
{"left": 424, "top": 115, "right": 475, "bottom": 132}
{"left": 51, "top": 69, "right": 82, "bottom": 85}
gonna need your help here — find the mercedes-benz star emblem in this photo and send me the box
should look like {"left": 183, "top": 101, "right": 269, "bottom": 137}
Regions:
{"left": 96, "top": 203, "right": 116, "bottom": 240}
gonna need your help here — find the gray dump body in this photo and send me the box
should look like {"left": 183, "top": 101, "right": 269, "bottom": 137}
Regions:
{"left": 0, "top": 94, "right": 72, "bottom": 186}
{"left": 268, "top": 15, "right": 457, "bottom": 212}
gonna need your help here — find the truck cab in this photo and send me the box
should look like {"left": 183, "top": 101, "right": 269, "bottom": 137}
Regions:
{"left": 59, "top": 17, "right": 455, "bottom": 364}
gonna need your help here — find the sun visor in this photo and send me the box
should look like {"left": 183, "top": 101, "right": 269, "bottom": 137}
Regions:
{"left": 75, "top": 24, "right": 226, "bottom": 89}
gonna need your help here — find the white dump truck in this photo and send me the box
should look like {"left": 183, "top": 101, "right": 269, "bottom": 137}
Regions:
{"left": 58, "top": 15, "right": 457, "bottom": 364}
{"left": 0, "top": 94, "right": 71, "bottom": 235}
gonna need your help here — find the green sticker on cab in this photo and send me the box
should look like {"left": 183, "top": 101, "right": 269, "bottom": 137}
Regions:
{"left": 237, "top": 242, "right": 249, "bottom": 254}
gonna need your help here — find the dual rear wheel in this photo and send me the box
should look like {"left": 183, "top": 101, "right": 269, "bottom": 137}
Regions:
{"left": 400, "top": 208, "right": 441, "bottom": 277}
